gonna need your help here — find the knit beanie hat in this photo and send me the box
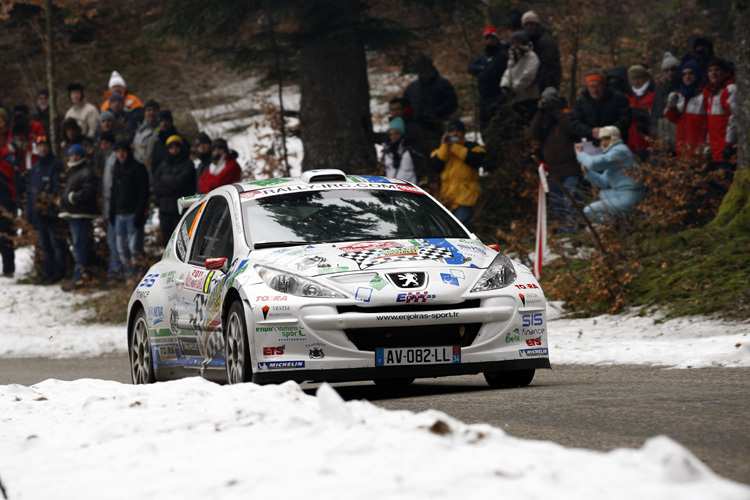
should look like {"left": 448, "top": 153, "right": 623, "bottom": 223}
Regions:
{"left": 100, "top": 132, "right": 116, "bottom": 144}
{"left": 599, "top": 125, "right": 622, "bottom": 151}
{"left": 447, "top": 119, "right": 466, "bottom": 133}
{"left": 67, "top": 144, "right": 85, "bottom": 157}
{"left": 166, "top": 135, "right": 184, "bottom": 147}
{"left": 195, "top": 132, "right": 212, "bottom": 145}
{"left": 158, "top": 110, "right": 173, "bottom": 123}
{"left": 144, "top": 99, "right": 160, "bottom": 110}
{"left": 0, "top": 108, "right": 7, "bottom": 123}
{"left": 510, "top": 31, "right": 529, "bottom": 45}
{"left": 113, "top": 139, "right": 131, "bottom": 151}
{"left": 521, "top": 10, "right": 540, "bottom": 25}
{"left": 483, "top": 26, "right": 501, "bottom": 40}
{"left": 99, "top": 110, "right": 115, "bottom": 123}
{"left": 108, "top": 70, "right": 126, "bottom": 89}
{"left": 67, "top": 82, "right": 84, "bottom": 95}
{"left": 211, "top": 138, "right": 228, "bottom": 151}
{"left": 109, "top": 92, "right": 124, "bottom": 103}
{"left": 388, "top": 117, "right": 406, "bottom": 135}
{"left": 627, "top": 64, "right": 650, "bottom": 79}
{"left": 661, "top": 52, "right": 680, "bottom": 71}
{"left": 38, "top": 89, "right": 49, "bottom": 97}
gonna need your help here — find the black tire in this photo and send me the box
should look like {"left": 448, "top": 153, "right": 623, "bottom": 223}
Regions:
{"left": 484, "top": 369, "right": 535, "bottom": 389}
{"left": 225, "top": 300, "right": 252, "bottom": 384}
{"left": 129, "top": 308, "right": 156, "bottom": 384}
{"left": 373, "top": 377, "right": 416, "bottom": 386}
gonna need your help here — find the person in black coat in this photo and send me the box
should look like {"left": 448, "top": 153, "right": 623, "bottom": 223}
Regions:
{"left": 26, "top": 136, "right": 66, "bottom": 283}
{"left": 570, "top": 73, "right": 632, "bottom": 149}
{"left": 150, "top": 110, "right": 187, "bottom": 177}
{"left": 403, "top": 55, "right": 458, "bottom": 145}
{"left": 467, "top": 26, "right": 509, "bottom": 137}
{"left": 153, "top": 135, "right": 195, "bottom": 246}
{"left": 110, "top": 140, "right": 150, "bottom": 280}
{"left": 58, "top": 144, "right": 99, "bottom": 291}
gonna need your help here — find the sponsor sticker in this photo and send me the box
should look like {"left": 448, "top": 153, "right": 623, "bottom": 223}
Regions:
{"left": 505, "top": 328, "right": 521, "bottom": 345}
{"left": 355, "top": 287, "right": 373, "bottom": 302}
{"left": 522, "top": 313, "right": 544, "bottom": 327}
{"left": 258, "top": 361, "right": 306, "bottom": 370}
{"left": 158, "top": 345, "right": 177, "bottom": 361}
{"left": 369, "top": 275, "right": 388, "bottom": 290}
{"left": 519, "top": 348, "right": 549, "bottom": 357}
{"left": 440, "top": 273, "right": 459, "bottom": 286}
{"left": 396, "top": 291, "right": 436, "bottom": 303}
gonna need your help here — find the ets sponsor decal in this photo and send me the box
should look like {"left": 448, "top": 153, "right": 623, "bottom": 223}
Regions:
{"left": 396, "top": 291, "right": 436, "bottom": 303}
{"left": 525, "top": 336, "right": 543, "bottom": 346}
{"left": 263, "top": 345, "right": 286, "bottom": 356}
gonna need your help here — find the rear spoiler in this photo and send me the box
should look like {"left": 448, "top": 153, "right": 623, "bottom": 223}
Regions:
{"left": 177, "top": 194, "right": 205, "bottom": 215}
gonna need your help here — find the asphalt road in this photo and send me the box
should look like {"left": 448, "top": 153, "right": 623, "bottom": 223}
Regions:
{"left": 1, "top": 357, "right": 748, "bottom": 485}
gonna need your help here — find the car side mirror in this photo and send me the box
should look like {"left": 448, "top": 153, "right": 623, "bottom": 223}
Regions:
{"left": 487, "top": 244, "right": 500, "bottom": 251}
{"left": 205, "top": 257, "right": 228, "bottom": 273}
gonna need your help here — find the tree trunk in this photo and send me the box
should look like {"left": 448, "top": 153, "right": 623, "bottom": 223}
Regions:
{"left": 732, "top": 0, "right": 748, "bottom": 172}
{"left": 44, "top": 0, "right": 58, "bottom": 156}
{"left": 298, "top": 0, "right": 375, "bottom": 174}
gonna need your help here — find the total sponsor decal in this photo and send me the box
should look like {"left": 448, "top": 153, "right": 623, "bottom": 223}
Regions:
{"left": 505, "top": 328, "right": 521, "bottom": 345}
{"left": 515, "top": 283, "right": 540, "bottom": 290}
{"left": 396, "top": 291, "right": 436, "bottom": 303}
{"left": 257, "top": 361, "right": 306, "bottom": 370}
{"left": 255, "top": 295, "right": 289, "bottom": 302}
{"left": 519, "top": 348, "right": 549, "bottom": 358}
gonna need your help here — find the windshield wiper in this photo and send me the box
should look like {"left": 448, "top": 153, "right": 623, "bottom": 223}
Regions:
{"left": 253, "top": 240, "right": 331, "bottom": 249}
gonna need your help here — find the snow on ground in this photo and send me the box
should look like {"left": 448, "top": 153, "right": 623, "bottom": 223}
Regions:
{"left": 1, "top": 378, "right": 749, "bottom": 500}
{"left": 2, "top": 74, "right": 749, "bottom": 499}
{"left": 2, "top": 246, "right": 748, "bottom": 368}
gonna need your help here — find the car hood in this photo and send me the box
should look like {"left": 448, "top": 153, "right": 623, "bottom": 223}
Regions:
{"left": 251, "top": 238, "right": 495, "bottom": 277}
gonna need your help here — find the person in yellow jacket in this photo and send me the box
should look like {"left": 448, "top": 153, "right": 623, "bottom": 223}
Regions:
{"left": 428, "top": 120, "right": 486, "bottom": 227}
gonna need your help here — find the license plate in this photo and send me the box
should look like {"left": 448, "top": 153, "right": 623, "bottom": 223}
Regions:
{"left": 375, "top": 346, "right": 461, "bottom": 366}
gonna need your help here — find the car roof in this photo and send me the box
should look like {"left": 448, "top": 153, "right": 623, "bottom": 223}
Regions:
{"left": 178, "top": 169, "right": 425, "bottom": 214}
{"left": 236, "top": 169, "right": 417, "bottom": 194}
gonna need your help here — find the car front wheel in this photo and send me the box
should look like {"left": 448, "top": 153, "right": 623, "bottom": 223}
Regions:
{"left": 225, "top": 300, "right": 252, "bottom": 384}
{"left": 129, "top": 308, "right": 156, "bottom": 384}
{"left": 484, "top": 369, "right": 535, "bottom": 389}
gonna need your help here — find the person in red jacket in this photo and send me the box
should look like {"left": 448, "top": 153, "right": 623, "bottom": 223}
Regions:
{"left": 198, "top": 138, "right": 241, "bottom": 194}
{"left": 626, "top": 64, "right": 656, "bottom": 161}
{"left": 703, "top": 58, "right": 736, "bottom": 169}
{"left": 664, "top": 61, "right": 707, "bottom": 158}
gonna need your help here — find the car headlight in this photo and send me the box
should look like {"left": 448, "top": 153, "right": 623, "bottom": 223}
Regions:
{"left": 471, "top": 254, "right": 517, "bottom": 292}
{"left": 254, "top": 265, "right": 346, "bottom": 298}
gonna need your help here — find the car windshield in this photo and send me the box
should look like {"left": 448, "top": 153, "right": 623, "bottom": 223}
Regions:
{"left": 243, "top": 188, "right": 468, "bottom": 247}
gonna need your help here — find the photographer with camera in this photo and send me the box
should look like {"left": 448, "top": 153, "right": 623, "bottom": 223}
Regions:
{"left": 428, "top": 120, "right": 486, "bottom": 228}
{"left": 528, "top": 87, "right": 581, "bottom": 234}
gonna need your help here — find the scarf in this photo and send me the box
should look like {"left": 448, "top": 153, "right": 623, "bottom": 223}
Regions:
{"left": 209, "top": 154, "right": 227, "bottom": 176}
{"left": 632, "top": 80, "right": 651, "bottom": 97}
{"left": 388, "top": 140, "right": 403, "bottom": 171}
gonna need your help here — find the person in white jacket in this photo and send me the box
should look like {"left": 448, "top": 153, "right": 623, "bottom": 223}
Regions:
{"left": 383, "top": 117, "right": 417, "bottom": 184}
{"left": 500, "top": 31, "right": 540, "bottom": 119}
{"left": 63, "top": 83, "right": 100, "bottom": 141}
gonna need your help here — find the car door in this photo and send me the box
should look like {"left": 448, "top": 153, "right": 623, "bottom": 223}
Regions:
{"left": 179, "top": 195, "right": 235, "bottom": 366}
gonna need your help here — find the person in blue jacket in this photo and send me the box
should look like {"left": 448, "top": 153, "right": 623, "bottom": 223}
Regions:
{"left": 575, "top": 125, "right": 644, "bottom": 225}
{"left": 26, "top": 135, "right": 66, "bottom": 284}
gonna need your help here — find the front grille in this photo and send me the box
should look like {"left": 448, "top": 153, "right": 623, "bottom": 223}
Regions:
{"left": 337, "top": 299, "right": 480, "bottom": 315}
{"left": 344, "top": 323, "right": 481, "bottom": 351}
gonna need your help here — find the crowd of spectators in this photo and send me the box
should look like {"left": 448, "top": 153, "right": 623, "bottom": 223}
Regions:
{"left": 0, "top": 12, "right": 739, "bottom": 289}
{"left": 380, "top": 11, "right": 736, "bottom": 234}
{"left": 0, "top": 70, "right": 240, "bottom": 290}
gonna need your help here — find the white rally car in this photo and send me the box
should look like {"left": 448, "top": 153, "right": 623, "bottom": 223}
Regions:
{"left": 127, "top": 169, "right": 549, "bottom": 387}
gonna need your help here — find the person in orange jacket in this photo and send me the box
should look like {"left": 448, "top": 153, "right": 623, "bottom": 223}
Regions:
{"left": 100, "top": 71, "right": 144, "bottom": 114}
{"left": 198, "top": 138, "right": 241, "bottom": 194}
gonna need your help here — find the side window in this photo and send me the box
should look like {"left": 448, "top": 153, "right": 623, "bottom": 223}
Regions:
{"left": 175, "top": 203, "right": 204, "bottom": 262}
{"left": 189, "top": 197, "right": 235, "bottom": 265}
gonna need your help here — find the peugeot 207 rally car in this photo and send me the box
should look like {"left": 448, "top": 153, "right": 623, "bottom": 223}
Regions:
{"left": 127, "top": 169, "right": 550, "bottom": 387}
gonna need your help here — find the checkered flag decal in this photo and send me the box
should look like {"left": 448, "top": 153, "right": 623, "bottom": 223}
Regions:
{"left": 341, "top": 244, "right": 454, "bottom": 269}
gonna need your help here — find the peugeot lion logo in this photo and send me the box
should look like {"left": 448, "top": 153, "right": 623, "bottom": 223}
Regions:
{"left": 387, "top": 272, "right": 426, "bottom": 289}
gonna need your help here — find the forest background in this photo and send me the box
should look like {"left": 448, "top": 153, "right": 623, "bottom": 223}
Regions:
{"left": 0, "top": 0, "right": 748, "bottom": 320}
